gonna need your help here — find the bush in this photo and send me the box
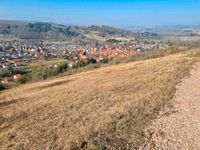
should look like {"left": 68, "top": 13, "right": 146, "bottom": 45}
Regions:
{"left": 12, "top": 69, "right": 28, "bottom": 75}
{"left": 0, "top": 83, "right": 5, "bottom": 91}
{"left": 0, "top": 69, "right": 12, "bottom": 78}
{"left": 88, "top": 58, "right": 97, "bottom": 64}
{"left": 57, "top": 63, "right": 68, "bottom": 73}
{"left": 99, "top": 58, "right": 109, "bottom": 64}
{"left": 47, "top": 63, "right": 69, "bottom": 77}
{"left": 18, "top": 74, "right": 32, "bottom": 84}
{"left": 47, "top": 69, "right": 59, "bottom": 77}
{"left": 76, "top": 61, "right": 88, "bottom": 68}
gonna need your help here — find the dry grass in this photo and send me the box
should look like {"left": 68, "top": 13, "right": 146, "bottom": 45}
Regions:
{"left": 83, "top": 33, "right": 106, "bottom": 42}
{"left": 0, "top": 50, "right": 200, "bottom": 150}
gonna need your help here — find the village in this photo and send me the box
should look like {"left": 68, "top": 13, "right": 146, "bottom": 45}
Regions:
{"left": 0, "top": 39, "right": 164, "bottom": 85}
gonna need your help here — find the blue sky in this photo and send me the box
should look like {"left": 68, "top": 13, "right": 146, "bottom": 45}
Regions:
{"left": 0, "top": 0, "right": 199, "bottom": 27}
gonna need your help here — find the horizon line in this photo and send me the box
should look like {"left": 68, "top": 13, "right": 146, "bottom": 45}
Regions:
{"left": 0, "top": 19, "right": 200, "bottom": 29}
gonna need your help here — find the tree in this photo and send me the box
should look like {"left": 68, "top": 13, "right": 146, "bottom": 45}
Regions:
{"left": 88, "top": 58, "right": 97, "bottom": 64}
{"left": 99, "top": 58, "right": 109, "bottom": 64}
{"left": 0, "top": 83, "right": 5, "bottom": 91}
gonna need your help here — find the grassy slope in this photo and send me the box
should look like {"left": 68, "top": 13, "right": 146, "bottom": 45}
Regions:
{"left": 0, "top": 50, "right": 200, "bottom": 149}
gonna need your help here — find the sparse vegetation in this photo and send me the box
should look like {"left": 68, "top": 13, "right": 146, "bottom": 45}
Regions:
{"left": 18, "top": 63, "right": 69, "bottom": 83}
{"left": 1, "top": 49, "right": 200, "bottom": 149}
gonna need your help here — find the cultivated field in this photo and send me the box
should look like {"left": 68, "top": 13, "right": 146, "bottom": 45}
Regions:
{"left": 0, "top": 51, "right": 199, "bottom": 149}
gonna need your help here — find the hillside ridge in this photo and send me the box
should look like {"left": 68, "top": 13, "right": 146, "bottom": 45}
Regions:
{"left": 0, "top": 52, "right": 198, "bottom": 149}
{"left": 0, "top": 20, "right": 134, "bottom": 41}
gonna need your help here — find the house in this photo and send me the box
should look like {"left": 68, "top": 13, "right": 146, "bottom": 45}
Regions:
{"left": 14, "top": 74, "right": 22, "bottom": 80}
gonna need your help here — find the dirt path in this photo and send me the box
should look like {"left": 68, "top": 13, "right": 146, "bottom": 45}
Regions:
{"left": 140, "top": 63, "right": 200, "bottom": 150}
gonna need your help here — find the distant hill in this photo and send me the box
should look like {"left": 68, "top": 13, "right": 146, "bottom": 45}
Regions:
{"left": 0, "top": 20, "right": 134, "bottom": 41}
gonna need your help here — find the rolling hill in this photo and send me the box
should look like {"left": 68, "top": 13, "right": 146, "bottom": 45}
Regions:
{"left": 0, "top": 20, "right": 134, "bottom": 41}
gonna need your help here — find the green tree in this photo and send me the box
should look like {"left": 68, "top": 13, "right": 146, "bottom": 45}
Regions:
{"left": 88, "top": 58, "right": 97, "bottom": 64}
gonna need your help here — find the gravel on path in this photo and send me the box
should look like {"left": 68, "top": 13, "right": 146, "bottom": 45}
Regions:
{"left": 140, "top": 63, "right": 200, "bottom": 150}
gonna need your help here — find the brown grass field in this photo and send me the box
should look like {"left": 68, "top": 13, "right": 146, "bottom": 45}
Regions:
{"left": 0, "top": 50, "right": 200, "bottom": 150}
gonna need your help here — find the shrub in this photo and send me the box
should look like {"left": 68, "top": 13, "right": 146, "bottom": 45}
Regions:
{"left": 47, "top": 63, "right": 69, "bottom": 77}
{"left": 0, "top": 83, "right": 5, "bottom": 91}
{"left": 0, "top": 69, "right": 12, "bottom": 78}
{"left": 12, "top": 69, "right": 28, "bottom": 75}
{"left": 88, "top": 58, "right": 97, "bottom": 64}
{"left": 57, "top": 63, "right": 68, "bottom": 73}
{"left": 99, "top": 58, "right": 109, "bottom": 64}
{"left": 47, "top": 69, "right": 59, "bottom": 77}
{"left": 18, "top": 74, "right": 32, "bottom": 84}
{"left": 76, "top": 61, "right": 88, "bottom": 68}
